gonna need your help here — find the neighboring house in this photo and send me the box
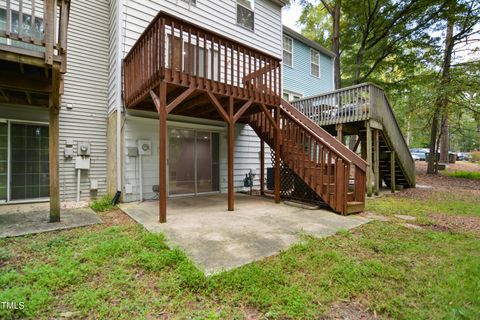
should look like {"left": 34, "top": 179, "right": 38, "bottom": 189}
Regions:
{"left": 282, "top": 26, "right": 335, "bottom": 100}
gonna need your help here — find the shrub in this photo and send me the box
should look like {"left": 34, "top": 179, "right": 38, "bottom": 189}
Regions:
{"left": 444, "top": 170, "right": 480, "bottom": 180}
{"left": 89, "top": 195, "right": 115, "bottom": 212}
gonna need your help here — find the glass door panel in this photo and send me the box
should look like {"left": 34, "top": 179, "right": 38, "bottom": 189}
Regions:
{"left": 0, "top": 122, "right": 7, "bottom": 202}
{"left": 196, "top": 131, "right": 212, "bottom": 193}
{"left": 10, "top": 123, "right": 49, "bottom": 201}
{"left": 169, "top": 128, "right": 195, "bottom": 195}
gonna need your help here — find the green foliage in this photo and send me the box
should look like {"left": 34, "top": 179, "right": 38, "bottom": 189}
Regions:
{"left": 471, "top": 151, "right": 480, "bottom": 162}
{"left": 89, "top": 195, "right": 115, "bottom": 212}
{"left": 444, "top": 170, "right": 480, "bottom": 180}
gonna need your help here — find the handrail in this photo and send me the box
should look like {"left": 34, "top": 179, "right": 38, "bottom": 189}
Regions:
{"left": 123, "top": 11, "right": 281, "bottom": 108}
{"left": 281, "top": 99, "right": 367, "bottom": 171}
{"left": 249, "top": 103, "right": 367, "bottom": 213}
{"left": 291, "top": 83, "right": 415, "bottom": 187}
{"left": 369, "top": 85, "right": 415, "bottom": 186}
{"left": 0, "top": 0, "right": 70, "bottom": 68}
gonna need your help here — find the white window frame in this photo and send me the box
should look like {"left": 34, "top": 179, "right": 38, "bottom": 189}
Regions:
{"left": 283, "top": 35, "right": 293, "bottom": 68}
{"left": 310, "top": 49, "right": 320, "bottom": 78}
{"left": 283, "top": 90, "right": 303, "bottom": 102}
{"left": 236, "top": 0, "right": 255, "bottom": 31}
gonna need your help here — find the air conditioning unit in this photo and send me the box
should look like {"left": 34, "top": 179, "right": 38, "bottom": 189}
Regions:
{"left": 137, "top": 139, "right": 152, "bottom": 156}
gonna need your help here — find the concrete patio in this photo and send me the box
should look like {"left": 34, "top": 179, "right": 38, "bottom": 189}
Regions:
{"left": 0, "top": 202, "right": 101, "bottom": 238}
{"left": 120, "top": 194, "right": 370, "bottom": 274}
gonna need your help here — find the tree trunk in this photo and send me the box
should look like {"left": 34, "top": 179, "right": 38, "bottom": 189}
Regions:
{"left": 332, "top": 1, "right": 341, "bottom": 89}
{"left": 439, "top": 115, "right": 449, "bottom": 163}
{"left": 427, "top": 16, "right": 454, "bottom": 174}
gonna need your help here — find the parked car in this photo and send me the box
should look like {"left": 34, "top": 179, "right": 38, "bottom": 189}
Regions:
{"left": 410, "top": 148, "right": 428, "bottom": 161}
{"left": 456, "top": 152, "right": 471, "bottom": 161}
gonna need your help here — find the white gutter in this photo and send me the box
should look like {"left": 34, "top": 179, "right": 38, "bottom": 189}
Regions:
{"left": 116, "top": 0, "right": 124, "bottom": 193}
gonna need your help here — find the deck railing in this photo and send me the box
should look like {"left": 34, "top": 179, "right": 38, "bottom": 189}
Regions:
{"left": 291, "top": 83, "right": 415, "bottom": 187}
{"left": 0, "top": 0, "right": 70, "bottom": 68}
{"left": 123, "top": 11, "right": 281, "bottom": 108}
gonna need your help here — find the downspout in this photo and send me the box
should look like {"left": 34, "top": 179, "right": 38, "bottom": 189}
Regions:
{"left": 116, "top": 0, "right": 124, "bottom": 196}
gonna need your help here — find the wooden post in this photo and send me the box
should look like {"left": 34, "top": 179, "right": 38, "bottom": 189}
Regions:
{"left": 373, "top": 129, "right": 380, "bottom": 196}
{"left": 158, "top": 82, "right": 167, "bottom": 223}
{"left": 366, "top": 121, "right": 373, "bottom": 197}
{"left": 49, "top": 106, "right": 60, "bottom": 222}
{"left": 44, "top": 0, "right": 55, "bottom": 65}
{"left": 336, "top": 123, "right": 343, "bottom": 144}
{"left": 274, "top": 106, "right": 281, "bottom": 203}
{"left": 260, "top": 139, "right": 265, "bottom": 195}
{"left": 390, "top": 151, "right": 396, "bottom": 193}
{"left": 228, "top": 96, "right": 234, "bottom": 211}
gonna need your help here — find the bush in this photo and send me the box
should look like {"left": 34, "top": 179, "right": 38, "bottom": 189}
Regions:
{"left": 444, "top": 171, "right": 480, "bottom": 180}
{"left": 470, "top": 151, "right": 480, "bottom": 162}
{"left": 89, "top": 195, "right": 115, "bottom": 212}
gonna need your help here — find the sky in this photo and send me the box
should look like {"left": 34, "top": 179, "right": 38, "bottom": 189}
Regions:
{"left": 282, "top": 3, "right": 303, "bottom": 32}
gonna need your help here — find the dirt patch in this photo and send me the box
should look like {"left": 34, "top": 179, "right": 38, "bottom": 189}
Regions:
{"left": 415, "top": 162, "right": 480, "bottom": 191}
{"left": 427, "top": 213, "right": 480, "bottom": 235}
{"left": 98, "top": 209, "right": 135, "bottom": 226}
{"left": 322, "top": 300, "right": 378, "bottom": 320}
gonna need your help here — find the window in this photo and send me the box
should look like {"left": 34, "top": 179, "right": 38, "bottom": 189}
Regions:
{"left": 310, "top": 49, "right": 320, "bottom": 77}
{"left": 237, "top": 0, "right": 254, "bottom": 30}
{"left": 283, "top": 91, "right": 303, "bottom": 102}
{"left": 283, "top": 35, "right": 293, "bottom": 67}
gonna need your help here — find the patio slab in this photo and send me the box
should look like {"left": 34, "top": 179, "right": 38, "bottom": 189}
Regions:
{"left": 0, "top": 204, "right": 101, "bottom": 238}
{"left": 120, "top": 194, "right": 369, "bottom": 274}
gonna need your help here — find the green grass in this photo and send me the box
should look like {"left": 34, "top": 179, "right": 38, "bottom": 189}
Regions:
{"left": 366, "top": 191, "right": 480, "bottom": 224}
{"left": 1, "top": 209, "right": 479, "bottom": 319}
{"left": 89, "top": 195, "right": 116, "bottom": 212}
{"left": 444, "top": 170, "right": 480, "bottom": 180}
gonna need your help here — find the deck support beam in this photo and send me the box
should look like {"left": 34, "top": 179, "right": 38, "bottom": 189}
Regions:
{"left": 260, "top": 139, "right": 265, "bottom": 195}
{"left": 49, "top": 68, "right": 61, "bottom": 223}
{"left": 49, "top": 106, "right": 60, "bottom": 222}
{"left": 390, "top": 151, "right": 396, "bottom": 193}
{"left": 151, "top": 83, "right": 168, "bottom": 223}
{"left": 336, "top": 124, "right": 344, "bottom": 144}
{"left": 366, "top": 121, "right": 373, "bottom": 197}
{"left": 274, "top": 106, "right": 281, "bottom": 203}
{"left": 228, "top": 96, "right": 235, "bottom": 211}
{"left": 373, "top": 128, "right": 380, "bottom": 196}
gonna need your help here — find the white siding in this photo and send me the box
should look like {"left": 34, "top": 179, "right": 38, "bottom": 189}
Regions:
{"left": 121, "top": 0, "right": 282, "bottom": 59}
{"left": 123, "top": 114, "right": 272, "bottom": 202}
{"left": 59, "top": 0, "right": 110, "bottom": 202}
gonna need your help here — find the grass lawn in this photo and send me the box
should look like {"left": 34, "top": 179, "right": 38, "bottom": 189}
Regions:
{"left": 1, "top": 169, "right": 480, "bottom": 319}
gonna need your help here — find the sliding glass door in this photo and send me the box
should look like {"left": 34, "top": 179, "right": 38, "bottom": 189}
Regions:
{"left": 0, "top": 122, "right": 7, "bottom": 202}
{"left": 10, "top": 123, "right": 49, "bottom": 201}
{"left": 168, "top": 128, "right": 219, "bottom": 196}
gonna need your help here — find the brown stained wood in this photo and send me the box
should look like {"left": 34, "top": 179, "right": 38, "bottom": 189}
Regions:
{"left": 260, "top": 139, "right": 265, "bottom": 195}
{"left": 158, "top": 82, "right": 168, "bottom": 223}
{"left": 274, "top": 107, "right": 281, "bottom": 203}
{"left": 228, "top": 96, "right": 234, "bottom": 211}
{"left": 206, "top": 92, "right": 229, "bottom": 123}
{"left": 233, "top": 99, "right": 253, "bottom": 123}
{"left": 166, "top": 87, "right": 195, "bottom": 114}
{"left": 49, "top": 106, "right": 60, "bottom": 222}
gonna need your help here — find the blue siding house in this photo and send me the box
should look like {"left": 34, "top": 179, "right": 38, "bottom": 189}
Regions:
{"left": 282, "top": 26, "right": 335, "bottom": 100}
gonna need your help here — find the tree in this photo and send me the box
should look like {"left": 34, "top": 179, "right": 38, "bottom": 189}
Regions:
{"left": 427, "top": 0, "right": 480, "bottom": 174}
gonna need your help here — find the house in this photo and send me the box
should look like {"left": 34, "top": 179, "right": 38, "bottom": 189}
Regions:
{"left": 0, "top": 0, "right": 368, "bottom": 223}
{"left": 282, "top": 26, "right": 335, "bottom": 100}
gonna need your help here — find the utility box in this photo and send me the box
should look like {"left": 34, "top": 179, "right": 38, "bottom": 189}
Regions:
{"left": 137, "top": 140, "right": 152, "bottom": 156}
{"left": 90, "top": 179, "right": 98, "bottom": 190}
{"left": 64, "top": 147, "right": 74, "bottom": 158}
{"left": 75, "top": 156, "right": 91, "bottom": 170}
{"left": 127, "top": 147, "right": 138, "bottom": 157}
{"left": 77, "top": 142, "right": 91, "bottom": 156}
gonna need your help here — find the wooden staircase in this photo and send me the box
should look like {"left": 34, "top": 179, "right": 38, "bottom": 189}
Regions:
{"left": 248, "top": 99, "right": 367, "bottom": 214}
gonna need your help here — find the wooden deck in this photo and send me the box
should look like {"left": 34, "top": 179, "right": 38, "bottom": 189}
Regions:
{"left": 0, "top": 0, "right": 71, "bottom": 222}
{"left": 290, "top": 83, "right": 416, "bottom": 193}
